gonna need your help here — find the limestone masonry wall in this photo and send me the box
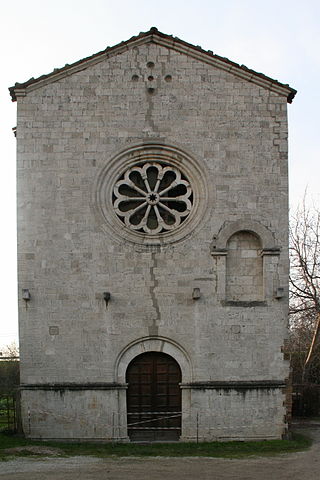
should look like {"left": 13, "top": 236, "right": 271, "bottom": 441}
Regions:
{"left": 16, "top": 39, "right": 291, "bottom": 441}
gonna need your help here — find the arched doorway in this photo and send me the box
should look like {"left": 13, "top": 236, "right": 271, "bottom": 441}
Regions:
{"left": 126, "top": 352, "right": 182, "bottom": 441}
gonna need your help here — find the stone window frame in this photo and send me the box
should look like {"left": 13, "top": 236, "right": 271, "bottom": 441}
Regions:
{"left": 93, "top": 143, "right": 210, "bottom": 246}
{"left": 210, "top": 220, "right": 281, "bottom": 305}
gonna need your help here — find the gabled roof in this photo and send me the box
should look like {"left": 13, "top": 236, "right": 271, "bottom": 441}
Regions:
{"left": 9, "top": 27, "right": 296, "bottom": 103}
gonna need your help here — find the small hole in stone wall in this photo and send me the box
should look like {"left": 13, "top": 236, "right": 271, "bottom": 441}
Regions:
{"left": 147, "top": 87, "right": 155, "bottom": 94}
{"left": 148, "top": 76, "right": 154, "bottom": 81}
{"left": 132, "top": 75, "right": 139, "bottom": 81}
{"left": 165, "top": 75, "right": 172, "bottom": 82}
{"left": 147, "top": 61, "right": 155, "bottom": 68}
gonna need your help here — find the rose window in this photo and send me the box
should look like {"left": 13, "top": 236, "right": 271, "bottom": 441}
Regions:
{"left": 113, "top": 162, "right": 193, "bottom": 234}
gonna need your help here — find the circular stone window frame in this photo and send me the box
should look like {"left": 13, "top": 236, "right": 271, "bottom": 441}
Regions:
{"left": 93, "top": 143, "right": 210, "bottom": 246}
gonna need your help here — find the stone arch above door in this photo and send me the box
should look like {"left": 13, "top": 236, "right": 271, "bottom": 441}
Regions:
{"left": 115, "top": 336, "right": 192, "bottom": 383}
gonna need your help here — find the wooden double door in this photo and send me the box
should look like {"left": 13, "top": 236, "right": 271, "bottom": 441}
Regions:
{"left": 126, "top": 352, "right": 182, "bottom": 441}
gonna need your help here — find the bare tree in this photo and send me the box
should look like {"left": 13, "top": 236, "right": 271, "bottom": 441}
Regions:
{"left": 0, "top": 341, "right": 19, "bottom": 359}
{"left": 289, "top": 198, "right": 320, "bottom": 381}
{"left": 0, "top": 342, "right": 20, "bottom": 394}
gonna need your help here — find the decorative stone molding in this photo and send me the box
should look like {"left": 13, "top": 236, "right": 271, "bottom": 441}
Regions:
{"left": 180, "top": 380, "right": 286, "bottom": 390}
{"left": 94, "top": 143, "right": 209, "bottom": 246}
{"left": 262, "top": 247, "right": 281, "bottom": 256}
{"left": 221, "top": 300, "right": 267, "bottom": 307}
{"left": 115, "top": 336, "right": 192, "bottom": 383}
{"left": 210, "top": 248, "right": 228, "bottom": 257}
{"left": 20, "top": 383, "right": 127, "bottom": 391}
{"left": 113, "top": 162, "right": 193, "bottom": 235}
{"left": 210, "top": 219, "right": 278, "bottom": 253}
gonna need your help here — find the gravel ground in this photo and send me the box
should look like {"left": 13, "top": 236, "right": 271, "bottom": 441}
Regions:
{"left": 1, "top": 423, "right": 319, "bottom": 480}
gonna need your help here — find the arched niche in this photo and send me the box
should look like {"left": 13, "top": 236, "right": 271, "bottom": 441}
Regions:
{"left": 211, "top": 219, "right": 278, "bottom": 253}
{"left": 211, "top": 220, "right": 281, "bottom": 303}
{"left": 226, "top": 230, "right": 263, "bottom": 301}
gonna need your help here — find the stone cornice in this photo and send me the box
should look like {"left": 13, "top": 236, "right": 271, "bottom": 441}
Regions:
{"left": 9, "top": 27, "right": 296, "bottom": 102}
{"left": 20, "top": 380, "right": 286, "bottom": 391}
{"left": 20, "top": 383, "right": 128, "bottom": 391}
{"left": 180, "top": 380, "right": 286, "bottom": 389}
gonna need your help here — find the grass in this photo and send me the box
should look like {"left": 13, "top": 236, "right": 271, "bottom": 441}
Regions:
{"left": 0, "top": 431, "right": 312, "bottom": 461}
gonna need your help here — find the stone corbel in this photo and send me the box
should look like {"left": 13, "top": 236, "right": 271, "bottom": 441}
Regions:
{"left": 14, "top": 88, "right": 26, "bottom": 98}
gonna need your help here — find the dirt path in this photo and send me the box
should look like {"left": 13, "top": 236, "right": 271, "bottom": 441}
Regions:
{"left": 1, "top": 424, "right": 319, "bottom": 480}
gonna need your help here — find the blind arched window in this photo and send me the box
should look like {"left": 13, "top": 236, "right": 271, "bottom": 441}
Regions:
{"left": 226, "top": 231, "right": 263, "bottom": 302}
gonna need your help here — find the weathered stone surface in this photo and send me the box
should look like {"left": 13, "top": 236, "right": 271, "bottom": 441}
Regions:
{"left": 14, "top": 30, "right": 294, "bottom": 441}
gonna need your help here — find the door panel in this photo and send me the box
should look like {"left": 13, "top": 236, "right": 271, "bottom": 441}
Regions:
{"left": 126, "top": 352, "right": 182, "bottom": 441}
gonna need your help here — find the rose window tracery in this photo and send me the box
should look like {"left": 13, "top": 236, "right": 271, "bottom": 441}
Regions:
{"left": 113, "top": 162, "right": 193, "bottom": 234}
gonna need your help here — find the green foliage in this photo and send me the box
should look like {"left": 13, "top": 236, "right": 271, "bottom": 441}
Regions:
{"left": 0, "top": 395, "right": 16, "bottom": 432}
{"left": 0, "top": 360, "right": 19, "bottom": 395}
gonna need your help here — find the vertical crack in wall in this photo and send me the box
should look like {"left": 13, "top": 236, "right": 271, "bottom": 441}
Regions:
{"left": 213, "top": 256, "right": 218, "bottom": 294}
{"left": 132, "top": 46, "right": 157, "bottom": 133}
{"left": 146, "top": 89, "right": 157, "bottom": 132}
{"left": 149, "top": 252, "right": 160, "bottom": 335}
{"left": 145, "top": 44, "right": 157, "bottom": 133}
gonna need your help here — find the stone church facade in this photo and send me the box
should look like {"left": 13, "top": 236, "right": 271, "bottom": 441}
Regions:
{"left": 10, "top": 28, "right": 296, "bottom": 441}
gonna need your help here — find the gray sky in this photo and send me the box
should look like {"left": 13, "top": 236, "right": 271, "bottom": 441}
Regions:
{"left": 1, "top": 0, "right": 319, "bottom": 349}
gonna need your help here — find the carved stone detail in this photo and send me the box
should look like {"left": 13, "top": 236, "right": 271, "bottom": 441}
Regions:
{"left": 93, "top": 143, "right": 210, "bottom": 246}
{"left": 113, "top": 162, "right": 193, "bottom": 234}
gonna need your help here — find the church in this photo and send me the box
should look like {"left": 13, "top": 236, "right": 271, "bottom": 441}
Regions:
{"left": 10, "top": 28, "right": 296, "bottom": 441}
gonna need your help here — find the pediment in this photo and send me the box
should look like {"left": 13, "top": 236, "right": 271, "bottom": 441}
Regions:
{"left": 9, "top": 27, "right": 296, "bottom": 102}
